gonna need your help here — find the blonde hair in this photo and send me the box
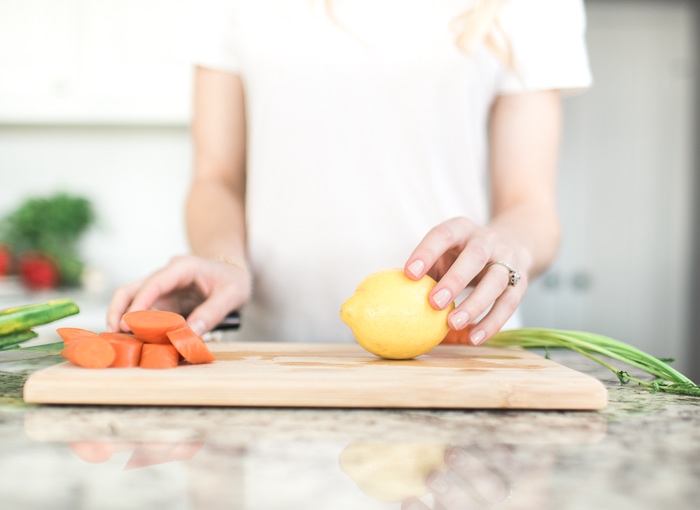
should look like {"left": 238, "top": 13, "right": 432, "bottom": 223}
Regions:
{"left": 452, "top": 0, "right": 513, "bottom": 67}
{"left": 321, "top": 0, "right": 513, "bottom": 66}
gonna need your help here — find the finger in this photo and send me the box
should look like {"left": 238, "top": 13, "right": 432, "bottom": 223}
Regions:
{"left": 466, "top": 282, "right": 527, "bottom": 345}
{"left": 186, "top": 286, "right": 244, "bottom": 336}
{"left": 424, "top": 470, "right": 466, "bottom": 508}
{"left": 444, "top": 446, "right": 514, "bottom": 506}
{"left": 404, "top": 218, "right": 476, "bottom": 280}
{"left": 427, "top": 235, "right": 496, "bottom": 311}
{"left": 126, "top": 261, "right": 197, "bottom": 315}
{"left": 106, "top": 279, "right": 144, "bottom": 332}
{"left": 446, "top": 262, "right": 513, "bottom": 331}
{"left": 114, "top": 264, "right": 197, "bottom": 332}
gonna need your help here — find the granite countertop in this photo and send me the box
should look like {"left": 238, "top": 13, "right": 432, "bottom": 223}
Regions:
{"left": 1, "top": 338, "right": 699, "bottom": 510}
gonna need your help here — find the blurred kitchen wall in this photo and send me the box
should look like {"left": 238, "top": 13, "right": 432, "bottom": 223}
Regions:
{"left": 686, "top": 1, "right": 700, "bottom": 384}
{"left": 0, "top": 0, "right": 192, "bottom": 291}
{"left": 1, "top": 0, "right": 698, "bottom": 377}
{"left": 519, "top": 0, "right": 699, "bottom": 378}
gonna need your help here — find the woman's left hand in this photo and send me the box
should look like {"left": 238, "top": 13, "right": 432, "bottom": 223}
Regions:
{"left": 404, "top": 91, "right": 562, "bottom": 345}
{"left": 404, "top": 217, "right": 532, "bottom": 345}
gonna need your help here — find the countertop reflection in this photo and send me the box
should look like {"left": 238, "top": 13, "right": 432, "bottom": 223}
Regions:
{"left": 1, "top": 348, "right": 698, "bottom": 510}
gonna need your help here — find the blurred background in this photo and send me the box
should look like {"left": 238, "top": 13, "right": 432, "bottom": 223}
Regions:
{"left": 0, "top": 0, "right": 698, "bottom": 379}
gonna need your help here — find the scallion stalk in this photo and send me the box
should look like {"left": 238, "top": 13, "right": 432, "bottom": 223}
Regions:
{"left": 486, "top": 328, "right": 700, "bottom": 397}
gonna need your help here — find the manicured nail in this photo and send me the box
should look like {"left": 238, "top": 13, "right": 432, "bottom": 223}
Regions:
{"left": 427, "top": 472, "right": 450, "bottom": 494}
{"left": 432, "top": 288, "right": 451, "bottom": 309}
{"left": 189, "top": 320, "right": 206, "bottom": 337}
{"left": 446, "top": 447, "right": 467, "bottom": 468}
{"left": 433, "top": 289, "right": 452, "bottom": 308}
{"left": 407, "top": 259, "right": 425, "bottom": 277}
{"left": 449, "top": 310, "right": 470, "bottom": 330}
{"left": 470, "top": 329, "right": 486, "bottom": 345}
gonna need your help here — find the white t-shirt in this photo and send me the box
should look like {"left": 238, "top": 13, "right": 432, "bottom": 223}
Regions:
{"left": 180, "top": 0, "right": 592, "bottom": 343}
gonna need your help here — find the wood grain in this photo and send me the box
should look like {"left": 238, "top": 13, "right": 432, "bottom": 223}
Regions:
{"left": 23, "top": 342, "right": 608, "bottom": 410}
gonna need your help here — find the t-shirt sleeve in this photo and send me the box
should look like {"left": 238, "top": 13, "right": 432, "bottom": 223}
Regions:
{"left": 496, "top": 0, "right": 592, "bottom": 94}
{"left": 178, "top": 0, "right": 240, "bottom": 73}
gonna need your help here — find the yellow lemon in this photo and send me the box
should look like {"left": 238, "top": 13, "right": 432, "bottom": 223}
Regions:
{"left": 339, "top": 442, "right": 448, "bottom": 503}
{"left": 340, "top": 268, "right": 453, "bottom": 359}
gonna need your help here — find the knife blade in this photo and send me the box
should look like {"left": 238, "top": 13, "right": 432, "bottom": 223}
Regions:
{"left": 212, "top": 310, "right": 241, "bottom": 331}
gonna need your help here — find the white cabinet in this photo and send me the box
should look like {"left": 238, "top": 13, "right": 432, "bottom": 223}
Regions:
{"left": 521, "top": 0, "right": 696, "bottom": 373}
{"left": 0, "top": 0, "right": 192, "bottom": 124}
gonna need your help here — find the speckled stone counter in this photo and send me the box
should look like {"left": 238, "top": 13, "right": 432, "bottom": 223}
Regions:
{"left": 1, "top": 345, "right": 699, "bottom": 510}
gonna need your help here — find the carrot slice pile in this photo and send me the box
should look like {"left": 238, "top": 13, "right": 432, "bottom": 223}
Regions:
{"left": 99, "top": 332, "right": 143, "bottom": 368}
{"left": 167, "top": 325, "right": 215, "bottom": 364}
{"left": 58, "top": 310, "right": 216, "bottom": 370}
{"left": 139, "top": 343, "right": 180, "bottom": 369}
{"left": 61, "top": 336, "right": 116, "bottom": 369}
{"left": 122, "top": 310, "right": 186, "bottom": 344}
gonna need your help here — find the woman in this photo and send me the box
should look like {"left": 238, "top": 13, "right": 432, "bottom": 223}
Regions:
{"left": 107, "top": 0, "right": 591, "bottom": 345}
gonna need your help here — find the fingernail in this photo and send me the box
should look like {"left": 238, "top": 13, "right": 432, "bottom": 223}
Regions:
{"left": 470, "top": 329, "right": 486, "bottom": 345}
{"left": 449, "top": 310, "right": 470, "bottom": 330}
{"left": 189, "top": 320, "right": 206, "bottom": 336}
{"left": 407, "top": 259, "right": 425, "bottom": 277}
{"left": 446, "top": 448, "right": 467, "bottom": 468}
{"left": 427, "top": 472, "right": 450, "bottom": 494}
{"left": 432, "top": 288, "right": 451, "bottom": 309}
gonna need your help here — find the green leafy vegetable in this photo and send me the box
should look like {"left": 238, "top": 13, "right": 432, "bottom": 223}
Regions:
{"left": 487, "top": 328, "right": 700, "bottom": 397}
{"left": 0, "top": 192, "right": 95, "bottom": 286}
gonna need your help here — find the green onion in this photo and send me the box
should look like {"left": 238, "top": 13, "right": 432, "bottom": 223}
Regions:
{"left": 487, "top": 328, "right": 700, "bottom": 397}
{"left": 0, "top": 298, "right": 79, "bottom": 336}
{"left": 0, "top": 330, "right": 38, "bottom": 350}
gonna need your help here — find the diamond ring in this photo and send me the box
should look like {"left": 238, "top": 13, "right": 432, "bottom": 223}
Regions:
{"left": 485, "top": 260, "right": 521, "bottom": 287}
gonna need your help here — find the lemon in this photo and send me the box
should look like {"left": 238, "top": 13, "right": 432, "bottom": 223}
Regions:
{"left": 339, "top": 442, "right": 448, "bottom": 503}
{"left": 340, "top": 269, "right": 453, "bottom": 359}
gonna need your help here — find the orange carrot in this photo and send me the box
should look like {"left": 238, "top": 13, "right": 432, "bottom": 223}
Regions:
{"left": 122, "top": 310, "right": 186, "bottom": 344}
{"left": 139, "top": 343, "right": 180, "bottom": 369}
{"left": 441, "top": 325, "right": 476, "bottom": 345}
{"left": 68, "top": 441, "right": 115, "bottom": 463}
{"left": 166, "top": 325, "right": 215, "bottom": 364}
{"left": 56, "top": 327, "right": 98, "bottom": 345}
{"left": 61, "top": 336, "right": 116, "bottom": 369}
{"left": 123, "top": 442, "right": 204, "bottom": 470}
{"left": 165, "top": 442, "right": 204, "bottom": 462}
{"left": 99, "top": 332, "right": 143, "bottom": 368}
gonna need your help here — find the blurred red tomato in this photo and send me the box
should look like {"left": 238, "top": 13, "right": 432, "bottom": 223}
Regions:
{"left": 19, "top": 252, "right": 59, "bottom": 289}
{"left": 0, "top": 245, "right": 10, "bottom": 276}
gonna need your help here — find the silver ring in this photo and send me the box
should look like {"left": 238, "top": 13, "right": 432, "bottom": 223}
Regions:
{"left": 485, "top": 260, "right": 521, "bottom": 287}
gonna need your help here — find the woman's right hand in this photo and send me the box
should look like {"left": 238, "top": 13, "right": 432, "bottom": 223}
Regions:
{"left": 106, "top": 254, "right": 252, "bottom": 336}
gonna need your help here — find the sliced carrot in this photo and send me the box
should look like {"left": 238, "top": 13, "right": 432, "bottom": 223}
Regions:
{"left": 68, "top": 441, "right": 115, "bottom": 463}
{"left": 124, "top": 443, "right": 176, "bottom": 470}
{"left": 56, "top": 327, "right": 98, "bottom": 345}
{"left": 166, "top": 442, "right": 204, "bottom": 462}
{"left": 61, "top": 336, "right": 116, "bottom": 369}
{"left": 166, "top": 325, "right": 215, "bottom": 364}
{"left": 122, "top": 310, "right": 186, "bottom": 344}
{"left": 99, "top": 332, "right": 143, "bottom": 368}
{"left": 123, "top": 442, "right": 204, "bottom": 470}
{"left": 139, "top": 343, "right": 180, "bottom": 369}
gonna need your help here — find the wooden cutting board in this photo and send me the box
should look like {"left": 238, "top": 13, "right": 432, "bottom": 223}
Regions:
{"left": 23, "top": 342, "right": 608, "bottom": 410}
